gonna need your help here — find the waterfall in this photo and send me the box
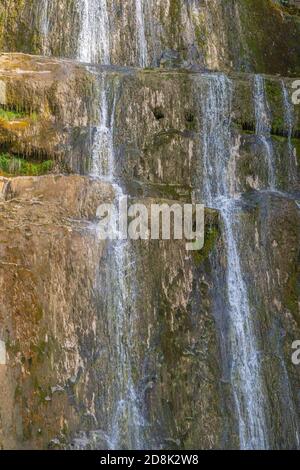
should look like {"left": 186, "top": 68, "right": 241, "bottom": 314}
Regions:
{"left": 221, "top": 201, "right": 268, "bottom": 450}
{"left": 39, "top": 0, "right": 50, "bottom": 55}
{"left": 76, "top": 0, "right": 144, "bottom": 448}
{"left": 77, "top": 0, "right": 110, "bottom": 64}
{"left": 200, "top": 74, "right": 269, "bottom": 449}
{"left": 135, "top": 0, "right": 148, "bottom": 67}
{"left": 281, "top": 80, "right": 297, "bottom": 186}
{"left": 91, "top": 73, "right": 145, "bottom": 450}
{"left": 254, "top": 75, "right": 276, "bottom": 189}
{"left": 38, "top": 0, "right": 151, "bottom": 68}
{"left": 201, "top": 75, "right": 232, "bottom": 206}
{"left": 90, "top": 74, "right": 115, "bottom": 179}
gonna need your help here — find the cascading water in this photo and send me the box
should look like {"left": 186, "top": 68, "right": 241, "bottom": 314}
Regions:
{"left": 76, "top": 0, "right": 145, "bottom": 448}
{"left": 199, "top": 74, "right": 269, "bottom": 449}
{"left": 77, "top": 0, "right": 152, "bottom": 67}
{"left": 77, "top": 0, "right": 110, "bottom": 64}
{"left": 254, "top": 75, "right": 276, "bottom": 189}
{"left": 90, "top": 75, "right": 115, "bottom": 179}
{"left": 38, "top": 0, "right": 151, "bottom": 67}
{"left": 31, "top": 0, "right": 299, "bottom": 451}
{"left": 135, "top": 0, "right": 148, "bottom": 67}
{"left": 39, "top": 0, "right": 50, "bottom": 55}
{"left": 281, "top": 80, "right": 297, "bottom": 186}
{"left": 91, "top": 73, "right": 145, "bottom": 450}
{"left": 257, "top": 80, "right": 300, "bottom": 448}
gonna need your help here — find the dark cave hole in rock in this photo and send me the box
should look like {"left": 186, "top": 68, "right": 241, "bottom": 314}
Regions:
{"left": 152, "top": 107, "right": 165, "bottom": 121}
{"left": 185, "top": 111, "right": 195, "bottom": 123}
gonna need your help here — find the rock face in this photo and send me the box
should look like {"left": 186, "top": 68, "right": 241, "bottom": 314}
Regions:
{"left": 0, "top": 175, "right": 114, "bottom": 449}
{"left": 0, "top": 0, "right": 299, "bottom": 451}
{"left": 0, "top": 54, "right": 97, "bottom": 173}
{"left": 0, "top": 54, "right": 299, "bottom": 186}
{"left": 0, "top": 1, "right": 300, "bottom": 74}
{"left": 236, "top": 192, "right": 300, "bottom": 449}
{"left": 0, "top": 173, "right": 222, "bottom": 450}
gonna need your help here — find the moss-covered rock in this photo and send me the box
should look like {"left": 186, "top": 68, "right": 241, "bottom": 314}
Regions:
{"left": 0, "top": 1, "right": 299, "bottom": 75}
{"left": 0, "top": 54, "right": 298, "bottom": 192}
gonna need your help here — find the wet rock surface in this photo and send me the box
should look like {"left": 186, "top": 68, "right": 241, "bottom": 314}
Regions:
{"left": 0, "top": 172, "right": 223, "bottom": 449}
{"left": 0, "top": 175, "right": 114, "bottom": 449}
{"left": 0, "top": 1, "right": 300, "bottom": 75}
{"left": 0, "top": 0, "right": 299, "bottom": 451}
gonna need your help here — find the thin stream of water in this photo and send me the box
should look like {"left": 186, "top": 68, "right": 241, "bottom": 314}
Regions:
{"left": 200, "top": 73, "right": 268, "bottom": 449}
{"left": 91, "top": 71, "right": 145, "bottom": 450}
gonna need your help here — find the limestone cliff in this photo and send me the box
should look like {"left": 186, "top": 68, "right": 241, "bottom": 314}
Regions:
{"left": 0, "top": 1, "right": 300, "bottom": 74}
{"left": 0, "top": 0, "right": 299, "bottom": 451}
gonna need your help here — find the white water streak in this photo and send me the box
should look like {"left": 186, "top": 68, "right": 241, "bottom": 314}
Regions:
{"left": 39, "top": 0, "right": 50, "bottom": 55}
{"left": 201, "top": 74, "right": 232, "bottom": 205}
{"left": 201, "top": 74, "right": 268, "bottom": 449}
{"left": 254, "top": 75, "right": 276, "bottom": 190}
{"left": 281, "top": 80, "right": 298, "bottom": 185}
{"left": 91, "top": 73, "right": 144, "bottom": 450}
{"left": 222, "top": 201, "right": 269, "bottom": 450}
{"left": 77, "top": 0, "right": 110, "bottom": 64}
{"left": 135, "top": 0, "right": 148, "bottom": 67}
{"left": 90, "top": 74, "right": 115, "bottom": 179}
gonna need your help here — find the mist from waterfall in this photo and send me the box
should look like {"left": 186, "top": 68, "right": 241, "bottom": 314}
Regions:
{"left": 200, "top": 74, "right": 269, "bottom": 449}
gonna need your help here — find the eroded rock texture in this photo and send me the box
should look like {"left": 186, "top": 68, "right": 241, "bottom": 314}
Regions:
{"left": 0, "top": 0, "right": 300, "bottom": 74}
{"left": 0, "top": 0, "right": 299, "bottom": 451}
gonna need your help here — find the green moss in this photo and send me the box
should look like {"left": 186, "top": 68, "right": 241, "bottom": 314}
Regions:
{"left": 193, "top": 224, "right": 219, "bottom": 267}
{"left": 0, "top": 152, "right": 54, "bottom": 176}
{"left": 284, "top": 266, "right": 300, "bottom": 321}
{"left": 35, "top": 306, "right": 43, "bottom": 322}
{"left": 0, "top": 108, "right": 26, "bottom": 121}
{"left": 167, "top": 0, "right": 183, "bottom": 43}
{"left": 14, "top": 385, "right": 22, "bottom": 400}
{"left": 265, "top": 80, "right": 282, "bottom": 103}
{"left": 194, "top": 22, "right": 206, "bottom": 51}
{"left": 234, "top": 0, "right": 300, "bottom": 76}
{"left": 31, "top": 339, "right": 49, "bottom": 363}
{"left": 0, "top": 106, "right": 38, "bottom": 124}
{"left": 265, "top": 80, "right": 284, "bottom": 131}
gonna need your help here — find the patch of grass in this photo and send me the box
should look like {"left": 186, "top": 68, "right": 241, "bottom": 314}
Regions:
{"left": 0, "top": 152, "right": 54, "bottom": 176}
{"left": 0, "top": 107, "right": 38, "bottom": 122}
{"left": 0, "top": 108, "right": 25, "bottom": 121}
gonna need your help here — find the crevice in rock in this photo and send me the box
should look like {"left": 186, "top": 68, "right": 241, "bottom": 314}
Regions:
{"left": 237, "top": 120, "right": 300, "bottom": 139}
{"left": 185, "top": 111, "right": 195, "bottom": 123}
{"left": 152, "top": 106, "right": 165, "bottom": 121}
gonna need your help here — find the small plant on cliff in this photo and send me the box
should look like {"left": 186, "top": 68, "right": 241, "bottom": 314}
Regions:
{"left": 0, "top": 107, "right": 38, "bottom": 122}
